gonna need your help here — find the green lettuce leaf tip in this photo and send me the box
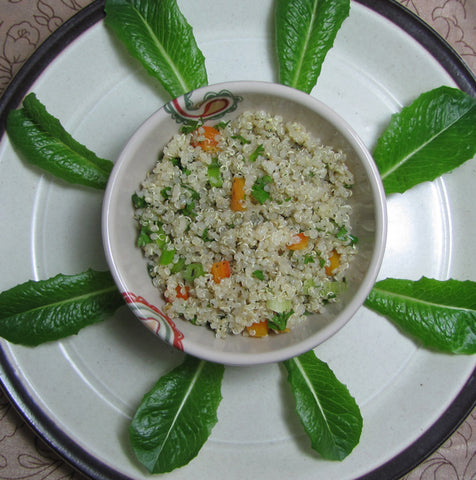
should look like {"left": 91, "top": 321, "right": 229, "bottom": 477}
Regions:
{"left": 373, "top": 86, "right": 476, "bottom": 195}
{"left": 365, "top": 277, "right": 476, "bottom": 354}
{"left": 275, "top": 0, "right": 350, "bottom": 93}
{"left": 104, "top": 0, "right": 208, "bottom": 99}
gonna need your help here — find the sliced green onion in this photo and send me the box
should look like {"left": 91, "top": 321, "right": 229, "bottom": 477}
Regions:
{"left": 303, "top": 278, "right": 318, "bottom": 295}
{"left": 321, "top": 281, "right": 347, "bottom": 298}
{"left": 183, "top": 263, "right": 205, "bottom": 282}
{"left": 159, "top": 248, "right": 176, "bottom": 265}
{"left": 266, "top": 297, "right": 292, "bottom": 313}
{"left": 154, "top": 226, "right": 169, "bottom": 248}
{"left": 137, "top": 223, "right": 169, "bottom": 248}
{"left": 207, "top": 159, "right": 223, "bottom": 187}
{"left": 170, "top": 257, "right": 186, "bottom": 274}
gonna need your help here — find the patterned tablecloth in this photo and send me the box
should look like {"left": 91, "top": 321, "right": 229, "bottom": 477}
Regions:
{"left": 0, "top": 1, "right": 475, "bottom": 479}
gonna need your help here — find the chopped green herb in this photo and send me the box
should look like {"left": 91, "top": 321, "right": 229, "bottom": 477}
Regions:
{"left": 336, "top": 225, "right": 347, "bottom": 240}
{"left": 249, "top": 144, "right": 264, "bottom": 162}
{"left": 180, "top": 201, "right": 196, "bottom": 217}
{"left": 348, "top": 234, "right": 358, "bottom": 245}
{"left": 182, "top": 184, "right": 200, "bottom": 200}
{"left": 269, "top": 309, "right": 294, "bottom": 331}
{"left": 252, "top": 270, "right": 265, "bottom": 281}
{"left": 169, "top": 157, "right": 191, "bottom": 175}
{"left": 251, "top": 175, "right": 273, "bottom": 204}
{"left": 231, "top": 134, "right": 251, "bottom": 144}
{"left": 137, "top": 224, "right": 153, "bottom": 247}
{"left": 336, "top": 225, "right": 358, "bottom": 245}
{"left": 201, "top": 228, "right": 212, "bottom": 242}
{"left": 304, "top": 254, "right": 315, "bottom": 264}
{"left": 180, "top": 119, "right": 203, "bottom": 134}
{"left": 214, "top": 120, "right": 230, "bottom": 129}
{"left": 132, "top": 193, "right": 148, "bottom": 208}
{"left": 137, "top": 222, "right": 170, "bottom": 249}
{"left": 183, "top": 263, "right": 205, "bottom": 282}
{"left": 160, "top": 187, "right": 172, "bottom": 200}
{"left": 179, "top": 184, "right": 200, "bottom": 217}
{"left": 169, "top": 157, "right": 181, "bottom": 167}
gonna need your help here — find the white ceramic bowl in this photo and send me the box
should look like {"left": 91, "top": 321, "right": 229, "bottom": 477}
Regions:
{"left": 102, "top": 81, "right": 387, "bottom": 366}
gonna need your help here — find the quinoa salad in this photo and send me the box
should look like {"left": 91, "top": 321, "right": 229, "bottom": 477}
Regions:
{"left": 132, "top": 111, "right": 357, "bottom": 338}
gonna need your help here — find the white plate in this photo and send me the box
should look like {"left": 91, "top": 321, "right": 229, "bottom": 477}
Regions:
{"left": 0, "top": 1, "right": 475, "bottom": 479}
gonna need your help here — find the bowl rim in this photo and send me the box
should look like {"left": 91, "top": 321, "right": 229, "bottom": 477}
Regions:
{"left": 102, "top": 80, "right": 388, "bottom": 366}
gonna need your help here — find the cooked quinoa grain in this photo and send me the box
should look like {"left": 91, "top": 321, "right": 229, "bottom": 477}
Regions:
{"left": 133, "top": 111, "right": 357, "bottom": 338}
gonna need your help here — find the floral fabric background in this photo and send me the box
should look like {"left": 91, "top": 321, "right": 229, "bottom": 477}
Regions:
{"left": 0, "top": 0, "right": 92, "bottom": 96}
{"left": 0, "top": 0, "right": 475, "bottom": 479}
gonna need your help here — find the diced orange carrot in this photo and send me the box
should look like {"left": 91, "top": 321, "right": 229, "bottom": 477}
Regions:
{"left": 191, "top": 125, "right": 220, "bottom": 152}
{"left": 211, "top": 260, "right": 231, "bottom": 283}
{"left": 165, "top": 285, "right": 190, "bottom": 302}
{"left": 286, "top": 232, "right": 309, "bottom": 250}
{"left": 176, "top": 285, "right": 190, "bottom": 300}
{"left": 325, "top": 249, "right": 340, "bottom": 276}
{"left": 231, "top": 177, "right": 246, "bottom": 211}
{"left": 247, "top": 320, "right": 269, "bottom": 337}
